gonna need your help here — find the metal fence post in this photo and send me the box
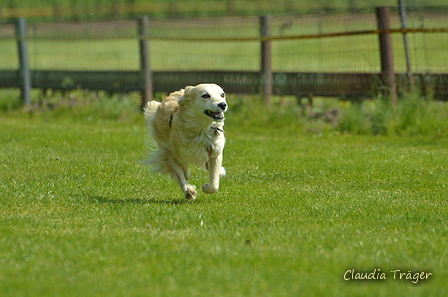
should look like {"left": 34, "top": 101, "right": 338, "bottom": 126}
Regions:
{"left": 376, "top": 6, "right": 397, "bottom": 106}
{"left": 16, "top": 17, "right": 32, "bottom": 105}
{"left": 138, "top": 15, "right": 153, "bottom": 109}
{"left": 260, "top": 15, "right": 272, "bottom": 106}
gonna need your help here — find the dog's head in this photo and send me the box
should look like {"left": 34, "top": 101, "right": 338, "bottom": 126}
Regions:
{"left": 179, "top": 83, "right": 227, "bottom": 122}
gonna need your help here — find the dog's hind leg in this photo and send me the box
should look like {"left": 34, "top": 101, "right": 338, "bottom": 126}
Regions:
{"left": 153, "top": 149, "right": 196, "bottom": 200}
{"left": 202, "top": 154, "right": 224, "bottom": 194}
{"left": 182, "top": 166, "right": 191, "bottom": 181}
{"left": 169, "top": 160, "right": 197, "bottom": 200}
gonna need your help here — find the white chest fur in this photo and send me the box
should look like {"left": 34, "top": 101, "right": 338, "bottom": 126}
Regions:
{"left": 173, "top": 125, "right": 225, "bottom": 167}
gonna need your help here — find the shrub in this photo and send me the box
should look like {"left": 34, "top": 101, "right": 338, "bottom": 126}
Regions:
{"left": 337, "top": 94, "right": 448, "bottom": 137}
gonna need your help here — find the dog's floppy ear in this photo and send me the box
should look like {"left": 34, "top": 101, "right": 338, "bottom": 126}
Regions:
{"left": 179, "top": 86, "right": 194, "bottom": 107}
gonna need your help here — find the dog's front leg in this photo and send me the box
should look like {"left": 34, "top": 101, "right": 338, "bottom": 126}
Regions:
{"left": 202, "top": 154, "right": 225, "bottom": 194}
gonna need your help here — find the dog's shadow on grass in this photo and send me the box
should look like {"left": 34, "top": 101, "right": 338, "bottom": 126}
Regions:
{"left": 89, "top": 196, "right": 191, "bottom": 205}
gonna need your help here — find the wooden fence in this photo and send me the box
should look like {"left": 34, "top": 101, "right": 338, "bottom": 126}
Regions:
{"left": 1, "top": 7, "right": 448, "bottom": 107}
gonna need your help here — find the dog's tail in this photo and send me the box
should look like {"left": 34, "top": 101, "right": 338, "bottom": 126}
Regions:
{"left": 143, "top": 100, "right": 161, "bottom": 124}
{"left": 143, "top": 100, "right": 161, "bottom": 155}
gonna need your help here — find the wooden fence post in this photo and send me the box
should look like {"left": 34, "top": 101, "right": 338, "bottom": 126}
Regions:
{"left": 398, "top": 0, "right": 414, "bottom": 91}
{"left": 138, "top": 15, "right": 153, "bottom": 109}
{"left": 226, "top": 1, "right": 235, "bottom": 16}
{"left": 260, "top": 15, "right": 272, "bottom": 106}
{"left": 54, "top": 4, "right": 62, "bottom": 21}
{"left": 376, "top": 6, "right": 397, "bottom": 106}
{"left": 16, "top": 17, "right": 32, "bottom": 106}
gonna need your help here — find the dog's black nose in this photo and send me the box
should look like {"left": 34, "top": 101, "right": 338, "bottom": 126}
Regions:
{"left": 218, "top": 102, "right": 227, "bottom": 110}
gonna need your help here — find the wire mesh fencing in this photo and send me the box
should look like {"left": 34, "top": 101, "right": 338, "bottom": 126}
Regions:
{"left": 1, "top": 7, "right": 447, "bottom": 103}
{"left": 2, "top": 10, "right": 447, "bottom": 72}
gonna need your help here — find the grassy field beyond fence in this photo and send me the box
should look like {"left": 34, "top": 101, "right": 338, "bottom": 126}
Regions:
{"left": 0, "top": 94, "right": 447, "bottom": 296}
{"left": 2, "top": 0, "right": 446, "bottom": 20}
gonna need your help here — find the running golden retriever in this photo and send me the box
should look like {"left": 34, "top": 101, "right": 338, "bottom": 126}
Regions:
{"left": 144, "top": 83, "right": 227, "bottom": 200}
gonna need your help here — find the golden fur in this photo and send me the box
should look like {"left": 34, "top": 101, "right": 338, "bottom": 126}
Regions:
{"left": 144, "top": 83, "right": 227, "bottom": 200}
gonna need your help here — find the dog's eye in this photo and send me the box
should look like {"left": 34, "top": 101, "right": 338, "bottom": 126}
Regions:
{"left": 202, "top": 94, "right": 210, "bottom": 99}
{"left": 221, "top": 93, "right": 225, "bottom": 98}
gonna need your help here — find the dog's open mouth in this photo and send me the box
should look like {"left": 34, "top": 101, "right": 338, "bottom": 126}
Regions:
{"left": 204, "top": 110, "right": 225, "bottom": 121}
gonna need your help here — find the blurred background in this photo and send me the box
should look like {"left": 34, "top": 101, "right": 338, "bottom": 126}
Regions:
{"left": 1, "top": 0, "right": 447, "bottom": 103}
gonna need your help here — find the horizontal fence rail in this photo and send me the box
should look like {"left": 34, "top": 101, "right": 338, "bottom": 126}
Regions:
{"left": 142, "top": 27, "right": 448, "bottom": 42}
{"left": 4, "top": 27, "right": 447, "bottom": 41}
{"left": 1, "top": 70, "right": 447, "bottom": 99}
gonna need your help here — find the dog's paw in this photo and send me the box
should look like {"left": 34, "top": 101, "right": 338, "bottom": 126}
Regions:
{"left": 185, "top": 185, "right": 197, "bottom": 200}
{"left": 220, "top": 167, "right": 226, "bottom": 178}
{"left": 202, "top": 183, "right": 218, "bottom": 194}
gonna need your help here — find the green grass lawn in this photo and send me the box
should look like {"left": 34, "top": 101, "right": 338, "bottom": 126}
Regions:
{"left": 1, "top": 95, "right": 447, "bottom": 296}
